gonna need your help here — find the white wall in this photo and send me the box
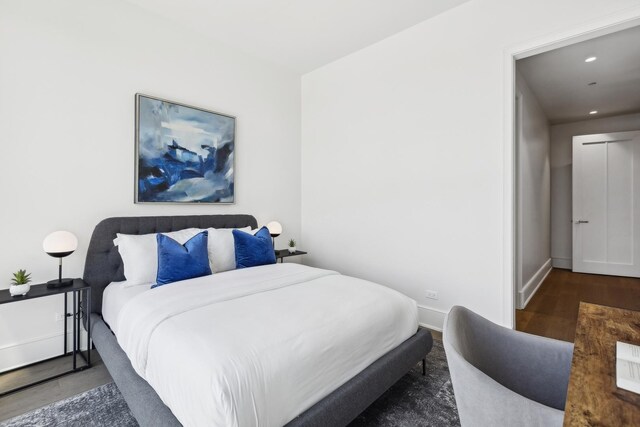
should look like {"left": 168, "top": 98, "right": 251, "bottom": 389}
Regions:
{"left": 301, "top": 0, "right": 640, "bottom": 329}
{"left": 551, "top": 112, "right": 640, "bottom": 269}
{"left": 0, "top": 0, "right": 301, "bottom": 371}
{"left": 516, "top": 72, "right": 551, "bottom": 308}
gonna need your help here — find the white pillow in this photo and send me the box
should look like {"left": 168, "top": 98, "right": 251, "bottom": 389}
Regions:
{"left": 114, "top": 228, "right": 202, "bottom": 287}
{"left": 206, "top": 227, "right": 252, "bottom": 273}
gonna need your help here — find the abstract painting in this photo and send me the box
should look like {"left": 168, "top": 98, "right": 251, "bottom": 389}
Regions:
{"left": 135, "top": 94, "right": 235, "bottom": 203}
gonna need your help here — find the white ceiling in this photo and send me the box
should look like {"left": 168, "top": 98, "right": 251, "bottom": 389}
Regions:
{"left": 125, "top": 0, "right": 469, "bottom": 74}
{"left": 517, "top": 25, "right": 640, "bottom": 125}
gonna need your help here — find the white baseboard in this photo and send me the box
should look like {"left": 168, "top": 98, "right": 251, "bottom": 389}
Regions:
{"left": 417, "top": 304, "right": 448, "bottom": 331}
{"left": 518, "top": 258, "right": 552, "bottom": 309}
{"left": 0, "top": 330, "right": 88, "bottom": 373}
{"left": 552, "top": 257, "right": 572, "bottom": 270}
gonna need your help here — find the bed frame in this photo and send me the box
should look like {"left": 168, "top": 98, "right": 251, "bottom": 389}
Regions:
{"left": 83, "top": 215, "right": 433, "bottom": 427}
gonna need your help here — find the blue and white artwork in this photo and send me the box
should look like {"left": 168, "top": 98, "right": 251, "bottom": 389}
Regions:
{"left": 135, "top": 94, "right": 235, "bottom": 203}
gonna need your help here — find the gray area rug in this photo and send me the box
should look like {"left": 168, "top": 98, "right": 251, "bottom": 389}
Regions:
{"left": 350, "top": 339, "right": 460, "bottom": 427}
{"left": 2, "top": 340, "right": 459, "bottom": 427}
{"left": 1, "top": 380, "right": 137, "bottom": 427}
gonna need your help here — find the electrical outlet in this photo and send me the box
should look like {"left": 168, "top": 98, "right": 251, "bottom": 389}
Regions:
{"left": 425, "top": 290, "right": 439, "bottom": 300}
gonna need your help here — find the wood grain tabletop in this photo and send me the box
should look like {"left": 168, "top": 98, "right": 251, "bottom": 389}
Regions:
{"left": 564, "top": 302, "right": 640, "bottom": 426}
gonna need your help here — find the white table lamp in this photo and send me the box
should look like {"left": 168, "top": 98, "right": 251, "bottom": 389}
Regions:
{"left": 266, "top": 221, "right": 282, "bottom": 248}
{"left": 43, "top": 230, "right": 78, "bottom": 288}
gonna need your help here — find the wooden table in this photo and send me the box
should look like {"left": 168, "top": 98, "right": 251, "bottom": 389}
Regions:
{"left": 564, "top": 302, "right": 640, "bottom": 426}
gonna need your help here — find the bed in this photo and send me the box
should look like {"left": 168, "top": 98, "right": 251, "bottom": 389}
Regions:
{"left": 82, "top": 215, "right": 433, "bottom": 427}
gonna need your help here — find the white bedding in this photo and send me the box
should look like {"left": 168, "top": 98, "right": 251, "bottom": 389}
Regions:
{"left": 101, "top": 281, "right": 149, "bottom": 335}
{"left": 111, "top": 263, "right": 418, "bottom": 427}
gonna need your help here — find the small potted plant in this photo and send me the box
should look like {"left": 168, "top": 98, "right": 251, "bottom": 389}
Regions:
{"left": 288, "top": 239, "right": 297, "bottom": 254}
{"left": 10, "top": 269, "right": 32, "bottom": 296}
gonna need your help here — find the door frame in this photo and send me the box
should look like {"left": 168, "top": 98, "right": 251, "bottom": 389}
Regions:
{"left": 502, "top": 9, "right": 640, "bottom": 328}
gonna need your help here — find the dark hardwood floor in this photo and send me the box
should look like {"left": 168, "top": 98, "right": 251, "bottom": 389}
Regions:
{"left": 0, "top": 350, "right": 112, "bottom": 421}
{"left": 516, "top": 268, "right": 640, "bottom": 342}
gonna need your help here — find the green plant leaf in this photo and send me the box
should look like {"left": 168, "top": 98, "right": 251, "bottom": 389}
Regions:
{"left": 11, "top": 269, "right": 32, "bottom": 285}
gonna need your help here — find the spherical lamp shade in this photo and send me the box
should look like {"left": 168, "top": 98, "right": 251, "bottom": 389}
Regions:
{"left": 43, "top": 231, "right": 78, "bottom": 258}
{"left": 43, "top": 231, "right": 78, "bottom": 288}
{"left": 266, "top": 221, "right": 282, "bottom": 237}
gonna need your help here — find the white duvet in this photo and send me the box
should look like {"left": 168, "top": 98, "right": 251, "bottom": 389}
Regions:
{"left": 115, "top": 263, "right": 418, "bottom": 427}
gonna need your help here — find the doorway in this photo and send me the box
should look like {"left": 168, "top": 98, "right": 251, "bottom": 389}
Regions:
{"left": 511, "top": 24, "right": 640, "bottom": 341}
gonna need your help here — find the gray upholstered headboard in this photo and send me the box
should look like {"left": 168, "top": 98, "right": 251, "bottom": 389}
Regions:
{"left": 83, "top": 215, "right": 258, "bottom": 314}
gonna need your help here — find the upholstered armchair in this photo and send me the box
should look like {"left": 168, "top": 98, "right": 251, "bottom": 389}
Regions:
{"left": 443, "top": 306, "right": 573, "bottom": 427}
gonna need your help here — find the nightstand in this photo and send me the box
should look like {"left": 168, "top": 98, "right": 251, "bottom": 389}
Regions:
{"left": 275, "top": 249, "right": 307, "bottom": 263}
{"left": 0, "top": 279, "right": 91, "bottom": 396}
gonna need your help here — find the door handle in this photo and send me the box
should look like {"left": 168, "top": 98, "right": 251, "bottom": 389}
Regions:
{"left": 575, "top": 220, "right": 589, "bottom": 224}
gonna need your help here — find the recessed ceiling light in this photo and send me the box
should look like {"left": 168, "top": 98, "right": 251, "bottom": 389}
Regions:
{"left": 589, "top": 110, "right": 598, "bottom": 115}
{"left": 585, "top": 56, "right": 597, "bottom": 63}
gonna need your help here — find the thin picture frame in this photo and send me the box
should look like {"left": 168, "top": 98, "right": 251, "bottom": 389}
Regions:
{"left": 134, "top": 93, "right": 236, "bottom": 204}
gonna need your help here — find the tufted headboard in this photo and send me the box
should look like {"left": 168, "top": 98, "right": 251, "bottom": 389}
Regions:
{"left": 83, "top": 215, "right": 258, "bottom": 314}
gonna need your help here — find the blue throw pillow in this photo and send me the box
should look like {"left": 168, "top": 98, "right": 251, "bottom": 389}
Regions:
{"left": 153, "top": 231, "right": 212, "bottom": 288}
{"left": 233, "top": 227, "right": 276, "bottom": 269}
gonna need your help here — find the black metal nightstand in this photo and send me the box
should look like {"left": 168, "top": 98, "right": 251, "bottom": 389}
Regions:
{"left": 0, "top": 279, "right": 91, "bottom": 396}
{"left": 275, "top": 249, "right": 307, "bottom": 263}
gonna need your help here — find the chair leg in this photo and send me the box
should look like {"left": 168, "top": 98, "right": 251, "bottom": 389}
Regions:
{"left": 422, "top": 358, "right": 426, "bottom": 376}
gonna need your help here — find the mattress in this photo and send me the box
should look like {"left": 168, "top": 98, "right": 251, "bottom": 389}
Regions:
{"left": 109, "top": 263, "right": 418, "bottom": 427}
{"left": 102, "top": 280, "right": 149, "bottom": 335}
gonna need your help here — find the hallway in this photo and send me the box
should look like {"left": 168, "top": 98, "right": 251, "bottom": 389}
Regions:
{"left": 516, "top": 268, "right": 640, "bottom": 342}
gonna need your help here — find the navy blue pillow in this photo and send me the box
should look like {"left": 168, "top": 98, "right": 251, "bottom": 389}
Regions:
{"left": 153, "top": 231, "right": 212, "bottom": 288}
{"left": 233, "top": 227, "right": 276, "bottom": 269}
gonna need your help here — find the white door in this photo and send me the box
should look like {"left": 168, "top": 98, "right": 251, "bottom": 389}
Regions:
{"left": 573, "top": 130, "right": 640, "bottom": 277}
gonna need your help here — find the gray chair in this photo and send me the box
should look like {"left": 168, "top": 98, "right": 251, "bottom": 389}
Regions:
{"left": 443, "top": 306, "right": 573, "bottom": 427}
